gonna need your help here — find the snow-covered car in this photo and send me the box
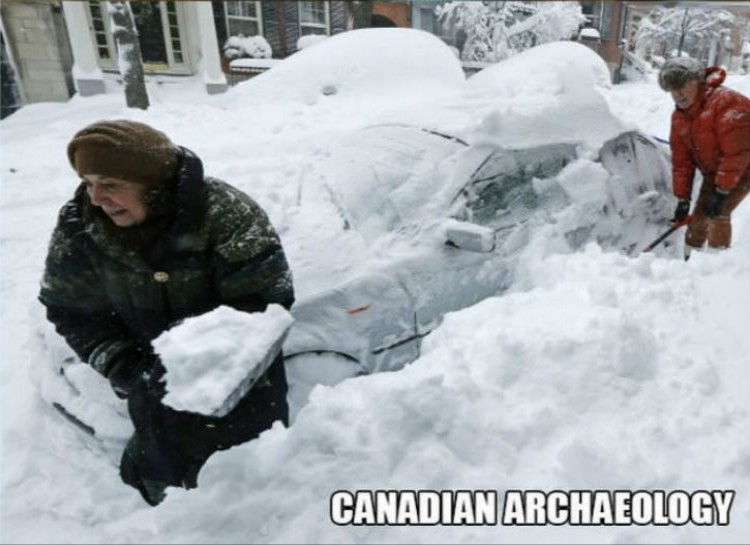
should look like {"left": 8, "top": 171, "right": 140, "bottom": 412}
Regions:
{"left": 281, "top": 40, "right": 676, "bottom": 393}
{"left": 283, "top": 125, "right": 673, "bottom": 390}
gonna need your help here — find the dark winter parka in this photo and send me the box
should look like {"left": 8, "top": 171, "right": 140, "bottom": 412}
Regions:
{"left": 670, "top": 67, "right": 750, "bottom": 201}
{"left": 39, "top": 147, "right": 295, "bottom": 377}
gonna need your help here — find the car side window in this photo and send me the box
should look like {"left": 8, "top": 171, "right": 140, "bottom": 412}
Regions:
{"left": 456, "top": 143, "right": 577, "bottom": 228}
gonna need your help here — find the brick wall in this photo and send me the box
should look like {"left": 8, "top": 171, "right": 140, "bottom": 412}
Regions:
{"left": 372, "top": 3, "right": 409, "bottom": 28}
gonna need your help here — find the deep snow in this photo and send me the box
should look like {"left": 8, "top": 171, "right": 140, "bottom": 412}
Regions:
{"left": 1, "top": 30, "right": 749, "bottom": 544}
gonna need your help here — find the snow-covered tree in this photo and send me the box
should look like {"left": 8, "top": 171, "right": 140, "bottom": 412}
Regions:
{"left": 634, "top": 5, "right": 737, "bottom": 62}
{"left": 436, "top": 1, "right": 585, "bottom": 63}
{"left": 108, "top": 1, "right": 149, "bottom": 110}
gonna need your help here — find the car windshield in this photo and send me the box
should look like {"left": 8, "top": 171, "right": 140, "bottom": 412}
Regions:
{"left": 456, "top": 143, "right": 577, "bottom": 228}
{"left": 329, "top": 125, "right": 468, "bottom": 237}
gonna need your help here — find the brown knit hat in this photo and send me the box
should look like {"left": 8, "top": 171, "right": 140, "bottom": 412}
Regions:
{"left": 67, "top": 120, "right": 180, "bottom": 185}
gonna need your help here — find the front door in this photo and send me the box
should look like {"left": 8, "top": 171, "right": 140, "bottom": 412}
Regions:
{"left": 130, "top": 1, "right": 168, "bottom": 69}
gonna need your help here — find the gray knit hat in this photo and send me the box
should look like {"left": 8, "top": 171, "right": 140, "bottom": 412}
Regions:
{"left": 658, "top": 57, "right": 706, "bottom": 91}
{"left": 67, "top": 120, "right": 180, "bottom": 185}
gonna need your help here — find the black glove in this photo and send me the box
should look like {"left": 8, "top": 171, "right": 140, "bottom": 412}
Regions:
{"left": 703, "top": 188, "right": 728, "bottom": 219}
{"left": 107, "top": 345, "right": 160, "bottom": 399}
{"left": 672, "top": 200, "right": 690, "bottom": 223}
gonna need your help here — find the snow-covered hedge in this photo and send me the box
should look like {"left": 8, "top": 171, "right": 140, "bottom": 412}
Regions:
{"left": 223, "top": 35, "right": 272, "bottom": 60}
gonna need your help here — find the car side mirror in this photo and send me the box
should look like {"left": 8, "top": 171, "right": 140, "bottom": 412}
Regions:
{"left": 442, "top": 219, "right": 495, "bottom": 253}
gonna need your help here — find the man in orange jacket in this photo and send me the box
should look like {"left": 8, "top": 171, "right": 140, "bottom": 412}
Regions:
{"left": 658, "top": 57, "right": 750, "bottom": 257}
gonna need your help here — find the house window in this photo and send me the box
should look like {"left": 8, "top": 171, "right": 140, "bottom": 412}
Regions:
{"left": 418, "top": 5, "right": 455, "bottom": 45}
{"left": 580, "top": 1, "right": 604, "bottom": 32}
{"left": 418, "top": 7, "right": 437, "bottom": 33}
{"left": 225, "top": 1, "right": 262, "bottom": 37}
{"left": 165, "top": 1, "right": 184, "bottom": 64}
{"left": 86, "top": 1, "right": 189, "bottom": 74}
{"left": 299, "top": 1, "right": 330, "bottom": 36}
{"left": 87, "top": 0, "right": 116, "bottom": 67}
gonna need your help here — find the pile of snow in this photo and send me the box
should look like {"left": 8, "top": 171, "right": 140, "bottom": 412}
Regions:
{"left": 225, "top": 28, "right": 465, "bottom": 105}
{"left": 374, "top": 41, "right": 626, "bottom": 152}
{"left": 468, "top": 41, "right": 611, "bottom": 97}
{"left": 149, "top": 244, "right": 750, "bottom": 544}
{"left": 156, "top": 305, "right": 293, "bottom": 416}
{"left": 464, "top": 41, "right": 623, "bottom": 149}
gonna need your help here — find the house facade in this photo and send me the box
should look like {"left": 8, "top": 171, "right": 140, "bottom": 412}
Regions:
{"left": 1, "top": 0, "right": 359, "bottom": 113}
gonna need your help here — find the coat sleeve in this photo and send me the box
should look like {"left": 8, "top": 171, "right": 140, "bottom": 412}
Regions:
{"left": 210, "top": 189, "right": 295, "bottom": 314}
{"left": 38, "top": 219, "right": 144, "bottom": 376}
{"left": 713, "top": 90, "right": 750, "bottom": 193}
{"left": 669, "top": 112, "right": 696, "bottom": 201}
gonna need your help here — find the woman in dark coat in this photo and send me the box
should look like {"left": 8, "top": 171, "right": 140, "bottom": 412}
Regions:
{"left": 39, "top": 120, "right": 295, "bottom": 505}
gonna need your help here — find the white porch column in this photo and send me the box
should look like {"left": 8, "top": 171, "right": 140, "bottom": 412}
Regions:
{"left": 193, "top": 1, "right": 227, "bottom": 94}
{"left": 61, "top": 1, "right": 106, "bottom": 96}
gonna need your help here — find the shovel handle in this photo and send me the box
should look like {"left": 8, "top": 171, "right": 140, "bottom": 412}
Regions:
{"left": 642, "top": 215, "right": 692, "bottom": 253}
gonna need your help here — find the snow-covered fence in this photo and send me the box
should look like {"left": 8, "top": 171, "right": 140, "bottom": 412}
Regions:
{"left": 227, "top": 57, "right": 281, "bottom": 85}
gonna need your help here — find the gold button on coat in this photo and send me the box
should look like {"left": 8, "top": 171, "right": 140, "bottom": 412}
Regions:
{"left": 153, "top": 271, "right": 170, "bottom": 283}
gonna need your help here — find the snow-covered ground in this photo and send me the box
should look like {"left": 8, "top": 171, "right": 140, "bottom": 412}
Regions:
{"left": 1, "top": 30, "right": 749, "bottom": 544}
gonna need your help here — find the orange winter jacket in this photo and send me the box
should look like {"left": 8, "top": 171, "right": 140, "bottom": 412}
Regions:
{"left": 669, "top": 67, "right": 750, "bottom": 201}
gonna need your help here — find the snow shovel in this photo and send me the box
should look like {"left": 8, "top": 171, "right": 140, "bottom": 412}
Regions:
{"left": 213, "top": 320, "right": 292, "bottom": 417}
{"left": 158, "top": 305, "right": 294, "bottom": 418}
{"left": 642, "top": 215, "right": 692, "bottom": 253}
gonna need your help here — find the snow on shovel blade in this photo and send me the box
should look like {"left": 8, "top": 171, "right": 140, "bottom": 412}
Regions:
{"left": 155, "top": 305, "right": 294, "bottom": 418}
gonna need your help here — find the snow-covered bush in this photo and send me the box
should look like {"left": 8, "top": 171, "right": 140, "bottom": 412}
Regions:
{"left": 223, "top": 35, "right": 272, "bottom": 60}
